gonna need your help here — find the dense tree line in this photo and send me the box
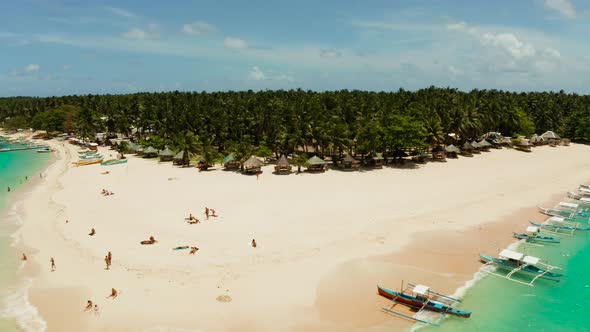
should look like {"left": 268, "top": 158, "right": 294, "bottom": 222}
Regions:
{"left": 1, "top": 87, "right": 589, "bottom": 162}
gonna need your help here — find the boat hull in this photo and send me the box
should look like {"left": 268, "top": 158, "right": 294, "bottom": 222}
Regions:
{"left": 479, "top": 254, "right": 562, "bottom": 281}
{"left": 100, "top": 159, "right": 128, "bottom": 166}
{"left": 377, "top": 286, "right": 471, "bottom": 318}
{"left": 512, "top": 232, "right": 560, "bottom": 243}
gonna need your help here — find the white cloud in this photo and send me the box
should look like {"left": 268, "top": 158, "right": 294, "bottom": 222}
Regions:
{"left": 481, "top": 33, "right": 536, "bottom": 59}
{"left": 249, "top": 66, "right": 266, "bottom": 80}
{"left": 62, "top": 64, "right": 72, "bottom": 70}
{"left": 544, "top": 47, "right": 561, "bottom": 58}
{"left": 544, "top": 0, "right": 576, "bottom": 19}
{"left": 24, "top": 64, "right": 40, "bottom": 72}
{"left": 104, "top": 6, "right": 137, "bottom": 19}
{"left": 448, "top": 65, "right": 464, "bottom": 76}
{"left": 182, "top": 21, "right": 217, "bottom": 35}
{"left": 224, "top": 37, "right": 248, "bottom": 49}
{"left": 319, "top": 48, "right": 342, "bottom": 57}
{"left": 123, "top": 24, "right": 160, "bottom": 40}
{"left": 447, "top": 22, "right": 467, "bottom": 32}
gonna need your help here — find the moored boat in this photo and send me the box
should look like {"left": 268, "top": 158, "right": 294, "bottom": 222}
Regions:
{"left": 73, "top": 159, "right": 104, "bottom": 166}
{"left": 513, "top": 226, "right": 560, "bottom": 244}
{"left": 100, "top": 159, "right": 128, "bottom": 166}
{"left": 479, "top": 249, "right": 563, "bottom": 284}
{"left": 378, "top": 285, "right": 472, "bottom": 318}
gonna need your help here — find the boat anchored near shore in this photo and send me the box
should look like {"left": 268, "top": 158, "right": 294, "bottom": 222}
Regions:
{"left": 479, "top": 248, "right": 563, "bottom": 286}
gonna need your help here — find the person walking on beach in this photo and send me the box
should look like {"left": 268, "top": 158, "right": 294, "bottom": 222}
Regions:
{"left": 107, "top": 288, "right": 118, "bottom": 299}
{"left": 50, "top": 257, "right": 56, "bottom": 271}
{"left": 107, "top": 251, "right": 112, "bottom": 264}
{"left": 256, "top": 171, "right": 261, "bottom": 180}
{"left": 205, "top": 207, "right": 210, "bottom": 220}
{"left": 104, "top": 255, "right": 110, "bottom": 270}
{"left": 84, "top": 300, "right": 93, "bottom": 312}
{"left": 189, "top": 247, "right": 199, "bottom": 255}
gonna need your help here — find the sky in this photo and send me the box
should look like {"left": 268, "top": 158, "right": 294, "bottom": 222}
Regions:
{"left": 1, "top": 0, "right": 590, "bottom": 97}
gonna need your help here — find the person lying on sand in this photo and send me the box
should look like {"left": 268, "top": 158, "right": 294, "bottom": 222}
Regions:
{"left": 189, "top": 247, "right": 199, "bottom": 255}
{"left": 101, "top": 171, "right": 110, "bottom": 175}
{"left": 140, "top": 236, "right": 157, "bottom": 245}
{"left": 107, "top": 288, "right": 118, "bottom": 299}
{"left": 188, "top": 218, "right": 199, "bottom": 224}
{"left": 84, "top": 300, "right": 93, "bottom": 312}
{"left": 173, "top": 246, "right": 189, "bottom": 250}
{"left": 210, "top": 209, "right": 218, "bottom": 217}
{"left": 89, "top": 228, "right": 96, "bottom": 236}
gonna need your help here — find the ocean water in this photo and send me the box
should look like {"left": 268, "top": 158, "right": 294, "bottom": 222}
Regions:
{"left": 421, "top": 214, "right": 590, "bottom": 332}
{"left": 0, "top": 139, "right": 52, "bottom": 332}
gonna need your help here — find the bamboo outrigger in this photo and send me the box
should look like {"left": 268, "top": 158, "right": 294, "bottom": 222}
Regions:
{"left": 378, "top": 282, "right": 471, "bottom": 326}
{"left": 479, "top": 249, "right": 563, "bottom": 286}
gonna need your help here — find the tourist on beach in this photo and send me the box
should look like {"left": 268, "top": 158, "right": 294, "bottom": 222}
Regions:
{"left": 89, "top": 228, "right": 96, "bottom": 236}
{"left": 84, "top": 300, "right": 93, "bottom": 312}
{"left": 141, "top": 236, "right": 157, "bottom": 245}
{"left": 107, "top": 288, "right": 118, "bottom": 299}
{"left": 211, "top": 208, "right": 217, "bottom": 217}
{"left": 50, "top": 257, "right": 56, "bottom": 271}
{"left": 189, "top": 247, "right": 199, "bottom": 255}
{"left": 22, "top": 253, "right": 27, "bottom": 261}
{"left": 104, "top": 255, "right": 110, "bottom": 270}
{"left": 205, "top": 207, "right": 210, "bottom": 220}
{"left": 65, "top": 219, "right": 68, "bottom": 223}
{"left": 108, "top": 251, "right": 112, "bottom": 263}
{"left": 188, "top": 218, "right": 199, "bottom": 224}
{"left": 94, "top": 304, "right": 100, "bottom": 316}
{"left": 256, "top": 171, "right": 261, "bottom": 180}
{"left": 251, "top": 239, "right": 257, "bottom": 248}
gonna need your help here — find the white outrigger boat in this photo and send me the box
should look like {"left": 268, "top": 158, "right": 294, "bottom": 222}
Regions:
{"left": 567, "top": 192, "right": 590, "bottom": 204}
{"left": 479, "top": 249, "right": 563, "bottom": 286}
{"left": 513, "top": 226, "right": 560, "bottom": 244}
{"left": 530, "top": 217, "right": 590, "bottom": 236}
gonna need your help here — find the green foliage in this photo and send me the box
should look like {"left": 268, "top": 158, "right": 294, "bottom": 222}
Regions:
{"left": 139, "top": 135, "right": 168, "bottom": 150}
{"left": 30, "top": 104, "right": 80, "bottom": 133}
{"left": 3, "top": 115, "right": 30, "bottom": 130}
{"left": 574, "top": 116, "right": 590, "bottom": 141}
{"left": 291, "top": 153, "right": 308, "bottom": 172}
{"left": 255, "top": 145, "right": 273, "bottom": 159}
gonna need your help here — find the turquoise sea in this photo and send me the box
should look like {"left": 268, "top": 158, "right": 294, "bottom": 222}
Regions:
{"left": 0, "top": 138, "right": 52, "bottom": 332}
{"left": 422, "top": 212, "right": 590, "bottom": 332}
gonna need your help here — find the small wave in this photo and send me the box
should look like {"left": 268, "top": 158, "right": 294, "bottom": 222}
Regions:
{"left": 1, "top": 277, "right": 47, "bottom": 332}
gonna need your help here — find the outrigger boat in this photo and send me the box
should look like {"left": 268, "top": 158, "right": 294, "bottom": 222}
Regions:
{"left": 100, "top": 159, "right": 128, "bottom": 166}
{"left": 567, "top": 192, "right": 590, "bottom": 204}
{"left": 530, "top": 218, "right": 590, "bottom": 236}
{"left": 73, "top": 158, "right": 103, "bottom": 166}
{"left": 79, "top": 154, "right": 103, "bottom": 160}
{"left": 479, "top": 249, "right": 563, "bottom": 286}
{"left": 538, "top": 207, "right": 590, "bottom": 223}
{"left": 513, "top": 226, "right": 560, "bottom": 244}
{"left": 378, "top": 282, "right": 471, "bottom": 326}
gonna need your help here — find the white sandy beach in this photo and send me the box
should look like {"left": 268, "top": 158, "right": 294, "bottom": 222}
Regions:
{"left": 11, "top": 139, "right": 590, "bottom": 331}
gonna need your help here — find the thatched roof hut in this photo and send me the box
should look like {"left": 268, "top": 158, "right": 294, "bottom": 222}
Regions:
{"left": 369, "top": 152, "right": 385, "bottom": 168}
{"left": 515, "top": 138, "right": 532, "bottom": 152}
{"left": 461, "top": 142, "right": 473, "bottom": 156}
{"left": 541, "top": 131, "right": 560, "bottom": 140}
{"left": 477, "top": 140, "right": 491, "bottom": 151}
{"left": 445, "top": 144, "right": 461, "bottom": 154}
{"left": 223, "top": 153, "right": 240, "bottom": 170}
{"left": 339, "top": 154, "right": 360, "bottom": 170}
{"left": 431, "top": 146, "right": 446, "bottom": 160}
{"left": 143, "top": 146, "right": 158, "bottom": 158}
{"left": 274, "top": 155, "right": 292, "bottom": 174}
{"left": 242, "top": 155, "right": 264, "bottom": 174}
{"left": 173, "top": 151, "right": 190, "bottom": 165}
{"left": 306, "top": 155, "right": 327, "bottom": 172}
{"left": 159, "top": 148, "right": 175, "bottom": 161}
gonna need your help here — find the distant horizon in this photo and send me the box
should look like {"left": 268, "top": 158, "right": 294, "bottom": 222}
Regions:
{"left": 1, "top": 0, "right": 590, "bottom": 96}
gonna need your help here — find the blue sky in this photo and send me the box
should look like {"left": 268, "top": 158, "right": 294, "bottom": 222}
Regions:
{"left": 1, "top": 0, "right": 589, "bottom": 96}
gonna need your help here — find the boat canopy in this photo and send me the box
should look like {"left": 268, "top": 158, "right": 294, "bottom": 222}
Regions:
{"left": 413, "top": 284, "right": 429, "bottom": 295}
{"left": 549, "top": 216, "right": 565, "bottom": 222}
{"left": 526, "top": 226, "right": 539, "bottom": 233}
{"left": 559, "top": 202, "right": 578, "bottom": 208}
{"left": 580, "top": 187, "right": 590, "bottom": 193}
{"left": 499, "top": 249, "right": 524, "bottom": 260}
{"left": 523, "top": 256, "right": 540, "bottom": 265}
{"left": 582, "top": 197, "right": 590, "bottom": 202}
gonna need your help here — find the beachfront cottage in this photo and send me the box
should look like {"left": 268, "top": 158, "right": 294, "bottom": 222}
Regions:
{"left": 242, "top": 155, "right": 264, "bottom": 174}
{"left": 541, "top": 131, "right": 561, "bottom": 146}
{"left": 223, "top": 153, "right": 240, "bottom": 170}
{"left": 461, "top": 142, "right": 474, "bottom": 156}
{"left": 431, "top": 146, "right": 446, "bottom": 161}
{"left": 159, "top": 148, "right": 175, "bottom": 162}
{"left": 339, "top": 154, "right": 360, "bottom": 170}
{"left": 143, "top": 146, "right": 158, "bottom": 158}
{"left": 306, "top": 155, "right": 327, "bottom": 172}
{"left": 445, "top": 145, "right": 460, "bottom": 158}
{"left": 470, "top": 141, "right": 481, "bottom": 153}
{"left": 477, "top": 140, "right": 492, "bottom": 151}
{"left": 274, "top": 155, "right": 292, "bottom": 174}
{"left": 369, "top": 152, "right": 385, "bottom": 168}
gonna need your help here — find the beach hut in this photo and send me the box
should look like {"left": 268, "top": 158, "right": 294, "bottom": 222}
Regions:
{"left": 431, "top": 146, "right": 446, "bottom": 161}
{"left": 173, "top": 151, "right": 189, "bottom": 166}
{"left": 339, "top": 154, "right": 360, "bottom": 170}
{"left": 159, "top": 148, "right": 175, "bottom": 162}
{"left": 369, "top": 152, "right": 385, "bottom": 168}
{"left": 477, "top": 140, "right": 491, "bottom": 151}
{"left": 223, "top": 153, "right": 240, "bottom": 170}
{"left": 242, "top": 155, "right": 264, "bottom": 174}
{"left": 143, "top": 146, "right": 158, "bottom": 158}
{"left": 461, "top": 142, "right": 474, "bottom": 156}
{"left": 88, "top": 142, "right": 99, "bottom": 151}
{"left": 445, "top": 145, "right": 460, "bottom": 158}
{"left": 470, "top": 141, "right": 481, "bottom": 153}
{"left": 541, "top": 131, "right": 561, "bottom": 146}
{"left": 274, "top": 155, "right": 292, "bottom": 174}
{"left": 515, "top": 138, "right": 533, "bottom": 152}
{"left": 392, "top": 149, "right": 409, "bottom": 164}
{"left": 306, "top": 155, "right": 327, "bottom": 172}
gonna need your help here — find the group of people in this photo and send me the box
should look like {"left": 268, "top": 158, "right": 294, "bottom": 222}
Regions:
{"left": 186, "top": 207, "right": 219, "bottom": 224}
{"left": 100, "top": 189, "right": 114, "bottom": 196}
{"left": 104, "top": 251, "right": 112, "bottom": 270}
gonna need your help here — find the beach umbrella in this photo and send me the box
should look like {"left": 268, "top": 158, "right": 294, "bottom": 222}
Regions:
{"left": 159, "top": 148, "right": 175, "bottom": 157}
{"left": 144, "top": 146, "right": 157, "bottom": 154}
{"left": 478, "top": 140, "right": 492, "bottom": 147}
{"left": 462, "top": 142, "right": 474, "bottom": 151}
{"left": 173, "top": 151, "right": 186, "bottom": 160}
{"left": 470, "top": 141, "right": 481, "bottom": 149}
{"left": 342, "top": 154, "right": 356, "bottom": 163}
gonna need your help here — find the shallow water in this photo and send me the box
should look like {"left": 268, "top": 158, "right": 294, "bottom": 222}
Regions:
{"left": 0, "top": 140, "right": 52, "bottom": 331}
{"left": 423, "top": 218, "right": 590, "bottom": 332}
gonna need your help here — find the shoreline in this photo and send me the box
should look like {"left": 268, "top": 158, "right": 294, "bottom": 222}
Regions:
{"left": 12, "top": 140, "right": 590, "bottom": 331}
{"left": 0, "top": 135, "right": 55, "bottom": 332}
